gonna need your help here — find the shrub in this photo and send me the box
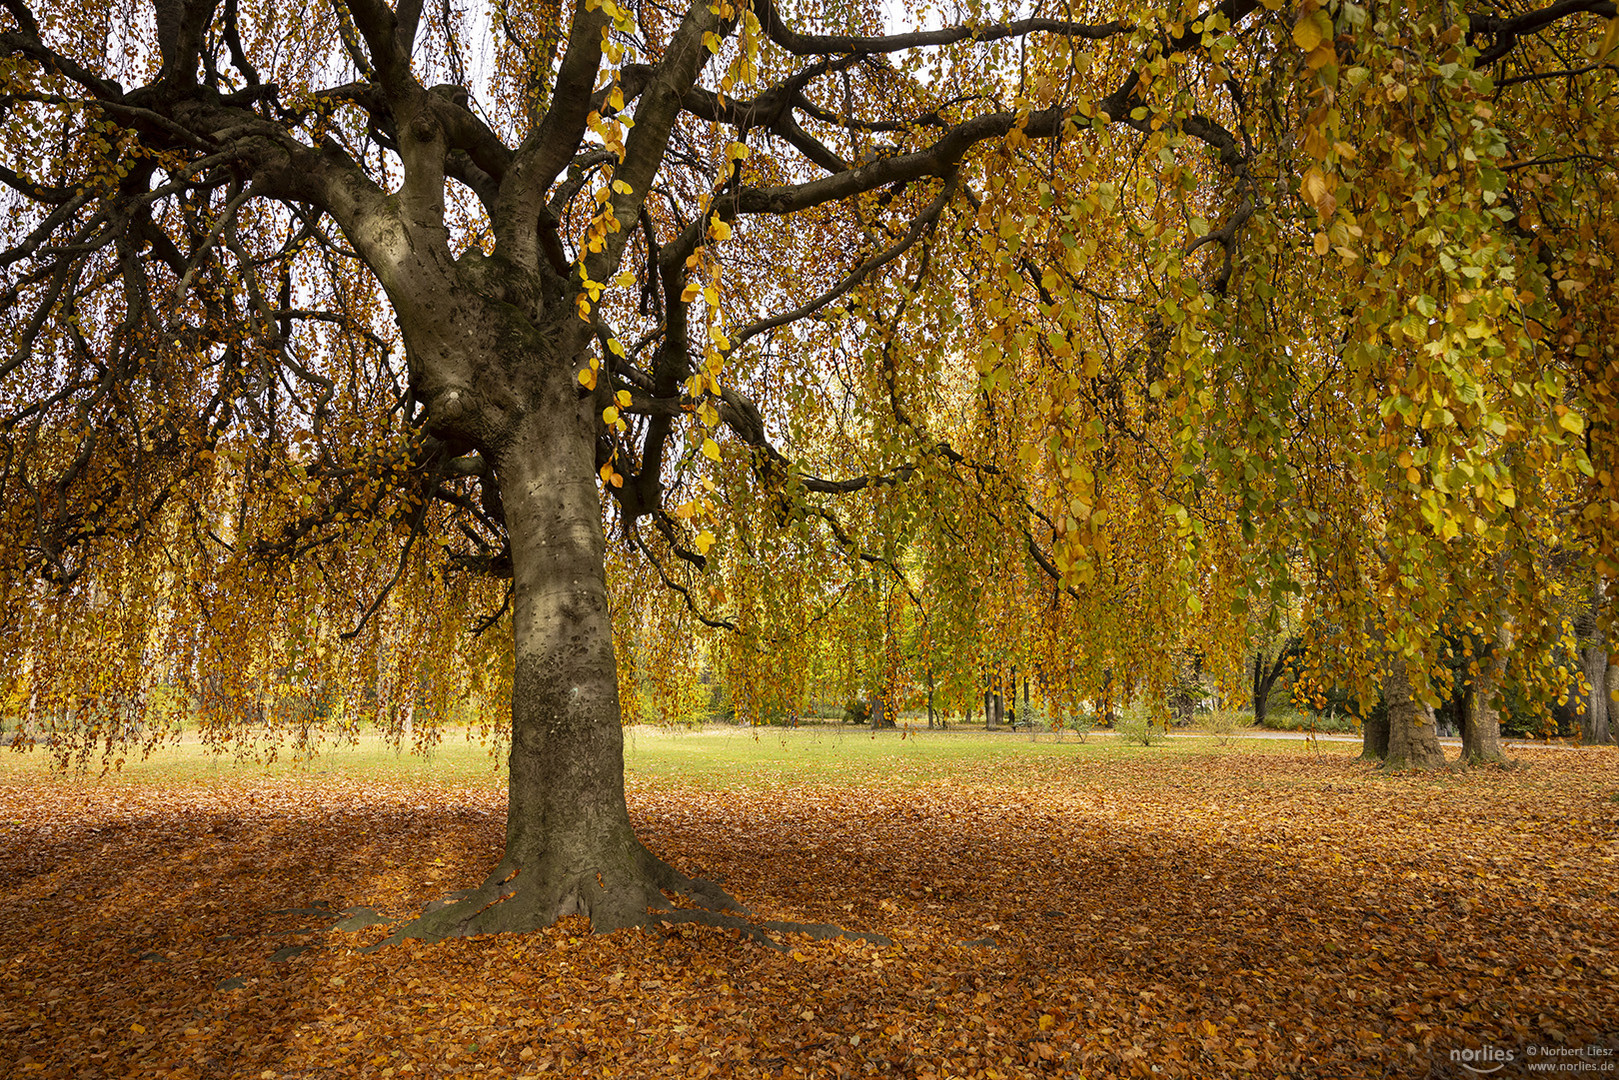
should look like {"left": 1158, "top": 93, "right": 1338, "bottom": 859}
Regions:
{"left": 842, "top": 698, "right": 870, "bottom": 725}
{"left": 1205, "top": 710, "right": 1239, "bottom": 745}
{"left": 1259, "top": 707, "right": 1357, "bottom": 735}
{"left": 1116, "top": 714, "right": 1166, "bottom": 746}
{"left": 1067, "top": 715, "right": 1095, "bottom": 743}
{"left": 1017, "top": 703, "right": 1051, "bottom": 740}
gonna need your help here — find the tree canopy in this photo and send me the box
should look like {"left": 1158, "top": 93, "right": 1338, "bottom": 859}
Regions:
{"left": 3, "top": 0, "right": 1618, "bottom": 934}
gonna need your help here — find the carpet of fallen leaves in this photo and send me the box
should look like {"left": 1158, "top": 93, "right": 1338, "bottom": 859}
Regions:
{"left": 2, "top": 746, "right": 1618, "bottom": 1080}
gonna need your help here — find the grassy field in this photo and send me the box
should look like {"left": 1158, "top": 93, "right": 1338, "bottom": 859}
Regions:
{"left": 2, "top": 723, "right": 1616, "bottom": 1079}
{"left": 0, "top": 721, "right": 1360, "bottom": 790}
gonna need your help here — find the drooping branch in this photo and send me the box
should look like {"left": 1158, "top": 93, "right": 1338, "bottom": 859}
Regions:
{"left": 751, "top": 0, "right": 1131, "bottom": 57}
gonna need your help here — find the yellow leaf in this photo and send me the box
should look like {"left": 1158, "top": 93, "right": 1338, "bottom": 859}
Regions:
{"left": 616, "top": 390, "right": 632, "bottom": 407}
{"left": 681, "top": 282, "right": 701, "bottom": 303}
{"left": 602, "top": 406, "right": 619, "bottom": 425}
{"left": 1599, "top": 16, "right": 1619, "bottom": 62}
{"left": 1312, "top": 232, "right": 1329, "bottom": 256}
{"left": 1560, "top": 411, "right": 1585, "bottom": 434}
{"left": 1300, "top": 168, "right": 1335, "bottom": 216}
{"left": 1307, "top": 41, "right": 1337, "bottom": 70}
{"left": 695, "top": 530, "right": 716, "bottom": 554}
{"left": 710, "top": 217, "right": 732, "bottom": 241}
{"left": 1498, "top": 486, "right": 1516, "bottom": 508}
{"left": 1039, "top": 1014, "right": 1055, "bottom": 1031}
{"left": 1292, "top": 13, "right": 1323, "bottom": 53}
{"left": 702, "top": 438, "right": 721, "bottom": 462}
{"left": 131, "top": 1023, "right": 147, "bottom": 1035}
{"left": 578, "top": 367, "right": 598, "bottom": 390}
{"left": 600, "top": 463, "right": 615, "bottom": 483}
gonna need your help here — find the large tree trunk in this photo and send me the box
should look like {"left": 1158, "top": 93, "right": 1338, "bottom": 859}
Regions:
{"left": 1606, "top": 664, "right": 1619, "bottom": 745}
{"left": 1358, "top": 708, "right": 1389, "bottom": 761}
{"left": 1461, "top": 627, "right": 1507, "bottom": 764}
{"left": 1581, "top": 645, "right": 1610, "bottom": 745}
{"left": 396, "top": 400, "right": 730, "bottom": 941}
{"left": 1382, "top": 654, "right": 1447, "bottom": 770}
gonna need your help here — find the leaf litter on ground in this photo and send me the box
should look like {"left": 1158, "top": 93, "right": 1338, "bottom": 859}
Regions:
{"left": 1, "top": 744, "right": 1616, "bottom": 1079}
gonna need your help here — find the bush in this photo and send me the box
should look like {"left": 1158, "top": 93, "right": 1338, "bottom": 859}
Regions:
{"left": 1116, "top": 714, "right": 1166, "bottom": 746}
{"left": 842, "top": 698, "right": 870, "bottom": 725}
{"left": 1258, "top": 707, "right": 1358, "bottom": 735}
{"left": 1205, "top": 710, "right": 1240, "bottom": 745}
{"left": 1016, "top": 703, "right": 1051, "bottom": 739}
{"left": 1066, "top": 715, "right": 1095, "bottom": 743}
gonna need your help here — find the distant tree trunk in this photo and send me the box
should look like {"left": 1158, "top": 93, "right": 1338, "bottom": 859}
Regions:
{"left": 1383, "top": 654, "right": 1447, "bottom": 770}
{"left": 926, "top": 668, "right": 936, "bottom": 730}
{"left": 1007, "top": 666, "right": 1018, "bottom": 727}
{"left": 1251, "top": 640, "right": 1300, "bottom": 725}
{"left": 1252, "top": 653, "right": 1267, "bottom": 726}
{"left": 1461, "top": 626, "right": 1507, "bottom": 764}
{"left": 869, "top": 688, "right": 894, "bottom": 730}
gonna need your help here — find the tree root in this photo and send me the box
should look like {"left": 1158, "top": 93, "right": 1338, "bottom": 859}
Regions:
{"left": 371, "top": 841, "right": 747, "bottom": 945}
{"left": 358, "top": 841, "right": 888, "bottom": 951}
{"left": 649, "top": 907, "right": 892, "bottom": 952}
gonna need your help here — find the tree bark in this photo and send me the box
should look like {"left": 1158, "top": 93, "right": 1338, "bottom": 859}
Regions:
{"left": 395, "top": 390, "right": 731, "bottom": 941}
{"left": 1460, "top": 627, "right": 1507, "bottom": 764}
{"left": 868, "top": 688, "right": 894, "bottom": 730}
{"left": 1252, "top": 653, "right": 1268, "bottom": 726}
{"left": 1579, "top": 644, "right": 1610, "bottom": 745}
{"left": 1007, "top": 665, "right": 1018, "bottom": 728}
{"left": 1358, "top": 708, "right": 1388, "bottom": 761}
{"left": 1382, "top": 654, "right": 1447, "bottom": 770}
{"left": 1606, "top": 664, "right": 1619, "bottom": 744}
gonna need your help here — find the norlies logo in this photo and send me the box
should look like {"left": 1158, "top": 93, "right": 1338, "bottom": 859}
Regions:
{"left": 1451, "top": 1045, "right": 1517, "bottom": 1074}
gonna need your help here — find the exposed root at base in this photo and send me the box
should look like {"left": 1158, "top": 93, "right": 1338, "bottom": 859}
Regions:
{"left": 361, "top": 842, "right": 889, "bottom": 951}
{"left": 649, "top": 907, "right": 892, "bottom": 952}
{"left": 371, "top": 841, "right": 753, "bottom": 945}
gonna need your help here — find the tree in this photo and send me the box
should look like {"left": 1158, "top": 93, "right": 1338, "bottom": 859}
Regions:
{"left": 7, "top": 0, "right": 1619, "bottom": 941}
{"left": 1251, "top": 637, "right": 1302, "bottom": 727}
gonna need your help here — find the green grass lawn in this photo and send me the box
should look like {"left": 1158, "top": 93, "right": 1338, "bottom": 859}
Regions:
{"left": 0, "top": 720, "right": 1357, "bottom": 790}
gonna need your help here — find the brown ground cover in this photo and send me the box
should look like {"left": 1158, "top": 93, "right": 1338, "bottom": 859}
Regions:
{"left": 1, "top": 746, "right": 1616, "bottom": 1079}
